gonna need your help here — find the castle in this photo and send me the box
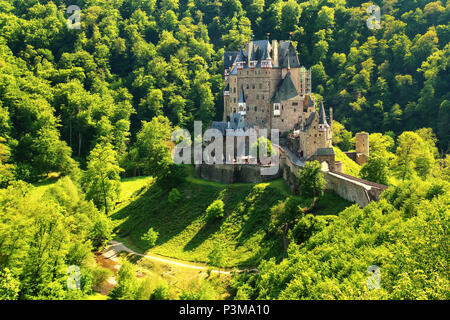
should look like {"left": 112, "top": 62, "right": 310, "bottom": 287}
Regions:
{"left": 199, "top": 39, "right": 385, "bottom": 207}
{"left": 216, "top": 39, "right": 335, "bottom": 163}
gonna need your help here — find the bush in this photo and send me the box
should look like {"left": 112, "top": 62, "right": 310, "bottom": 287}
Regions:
{"left": 141, "top": 227, "right": 159, "bottom": 247}
{"left": 92, "top": 268, "right": 113, "bottom": 291}
{"left": 168, "top": 188, "right": 182, "bottom": 204}
{"left": 206, "top": 199, "right": 224, "bottom": 220}
{"left": 150, "top": 281, "right": 170, "bottom": 300}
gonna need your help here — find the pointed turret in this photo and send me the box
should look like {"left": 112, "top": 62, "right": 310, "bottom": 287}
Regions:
{"left": 319, "top": 101, "right": 328, "bottom": 125}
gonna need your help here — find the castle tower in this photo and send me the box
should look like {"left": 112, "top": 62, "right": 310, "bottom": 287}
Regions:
{"left": 355, "top": 132, "right": 369, "bottom": 157}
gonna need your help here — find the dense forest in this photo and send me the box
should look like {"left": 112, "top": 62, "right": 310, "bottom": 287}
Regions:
{"left": 0, "top": 0, "right": 448, "bottom": 300}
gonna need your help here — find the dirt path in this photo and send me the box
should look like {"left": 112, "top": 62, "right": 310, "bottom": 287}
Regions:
{"left": 104, "top": 241, "right": 258, "bottom": 275}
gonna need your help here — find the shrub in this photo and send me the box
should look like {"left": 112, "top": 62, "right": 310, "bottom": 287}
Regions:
{"left": 206, "top": 199, "right": 224, "bottom": 220}
{"left": 150, "top": 281, "right": 170, "bottom": 300}
{"left": 92, "top": 268, "right": 113, "bottom": 291}
{"left": 168, "top": 188, "right": 182, "bottom": 204}
{"left": 141, "top": 227, "right": 159, "bottom": 247}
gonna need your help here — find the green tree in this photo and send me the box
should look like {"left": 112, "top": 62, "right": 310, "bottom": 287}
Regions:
{"left": 141, "top": 227, "right": 159, "bottom": 247}
{"left": 298, "top": 161, "right": 326, "bottom": 199}
{"left": 393, "top": 132, "right": 434, "bottom": 181}
{"left": 206, "top": 199, "right": 225, "bottom": 220}
{"left": 108, "top": 260, "right": 138, "bottom": 300}
{"left": 360, "top": 156, "right": 390, "bottom": 185}
{"left": 83, "top": 142, "right": 123, "bottom": 214}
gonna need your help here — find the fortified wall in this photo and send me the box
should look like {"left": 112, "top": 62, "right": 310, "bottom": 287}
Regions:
{"left": 195, "top": 163, "right": 282, "bottom": 184}
{"left": 278, "top": 146, "right": 387, "bottom": 207}
{"left": 193, "top": 143, "right": 387, "bottom": 207}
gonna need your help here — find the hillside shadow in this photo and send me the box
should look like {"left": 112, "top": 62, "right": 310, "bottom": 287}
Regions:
{"left": 236, "top": 184, "right": 278, "bottom": 245}
{"left": 111, "top": 179, "right": 226, "bottom": 252}
{"left": 182, "top": 186, "right": 251, "bottom": 252}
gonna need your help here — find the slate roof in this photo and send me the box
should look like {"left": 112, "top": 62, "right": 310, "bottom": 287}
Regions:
{"left": 272, "top": 73, "right": 298, "bottom": 103}
{"left": 239, "top": 88, "right": 246, "bottom": 103}
{"left": 304, "top": 112, "right": 316, "bottom": 130}
{"left": 211, "top": 121, "right": 228, "bottom": 135}
{"left": 230, "top": 113, "right": 246, "bottom": 131}
{"left": 249, "top": 40, "right": 272, "bottom": 61}
{"left": 224, "top": 40, "right": 300, "bottom": 70}
{"left": 278, "top": 41, "right": 300, "bottom": 68}
{"left": 236, "top": 48, "right": 247, "bottom": 62}
{"left": 224, "top": 51, "right": 239, "bottom": 70}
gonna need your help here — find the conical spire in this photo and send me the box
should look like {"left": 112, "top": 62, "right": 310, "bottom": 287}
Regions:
{"left": 319, "top": 101, "right": 328, "bottom": 125}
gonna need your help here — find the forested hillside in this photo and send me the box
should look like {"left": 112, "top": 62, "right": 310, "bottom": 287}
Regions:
{"left": 0, "top": 0, "right": 449, "bottom": 301}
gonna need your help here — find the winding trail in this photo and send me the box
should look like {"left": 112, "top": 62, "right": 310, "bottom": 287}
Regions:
{"left": 104, "top": 241, "right": 258, "bottom": 275}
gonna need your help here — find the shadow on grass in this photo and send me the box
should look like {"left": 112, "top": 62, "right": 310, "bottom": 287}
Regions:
{"left": 111, "top": 179, "right": 227, "bottom": 252}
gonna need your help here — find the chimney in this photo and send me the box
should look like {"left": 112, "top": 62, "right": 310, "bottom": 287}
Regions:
{"left": 272, "top": 40, "right": 278, "bottom": 67}
{"left": 329, "top": 107, "right": 333, "bottom": 128}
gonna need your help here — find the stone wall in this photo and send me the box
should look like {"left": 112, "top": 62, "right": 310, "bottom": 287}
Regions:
{"left": 195, "top": 163, "right": 281, "bottom": 184}
{"left": 195, "top": 145, "right": 386, "bottom": 207}
{"left": 278, "top": 146, "right": 386, "bottom": 207}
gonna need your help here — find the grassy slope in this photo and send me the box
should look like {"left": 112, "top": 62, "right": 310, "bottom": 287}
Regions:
{"left": 112, "top": 166, "right": 351, "bottom": 268}
{"left": 333, "top": 146, "right": 361, "bottom": 176}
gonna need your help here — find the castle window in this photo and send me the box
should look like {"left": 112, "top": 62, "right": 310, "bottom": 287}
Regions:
{"left": 247, "top": 84, "right": 249, "bottom": 89}
{"left": 247, "top": 106, "right": 249, "bottom": 111}
{"left": 233, "top": 88, "right": 236, "bottom": 93}
{"left": 293, "top": 102, "right": 298, "bottom": 106}
{"left": 233, "top": 98, "right": 236, "bottom": 103}
{"left": 259, "top": 83, "right": 262, "bottom": 89}
{"left": 256, "top": 94, "right": 259, "bottom": 100}
{"left": 303, "top": 107, "right": 307, "bottom": 112}
{"left": 294, "top": 109, "right": 296, "bottom": 112}
{"left": 262, "top": 95, "right": 264, "bottom": 99}
{"left": 252, "top": 84, "right": 255, "bottom": 89}
{"left": 254, "top": 106, "right": 257, "bottom": 111}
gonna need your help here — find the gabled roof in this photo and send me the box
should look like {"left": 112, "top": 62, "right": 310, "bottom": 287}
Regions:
{"left": 304, "top": 112, "right": 316, "bottom": 130}
{"left": 230, "top": 113, "right": 246, "bottom": 131}
{"left": 224, "top": 51, "right": 239, "bottom": 70}
{"left": 236, "top": 48, "right": 247, "bottom": 62}
{"left": 211, "top": 121, "right": 228, "bottom": 135}
{"left": 303, "top": 94, "right": 315, "bottom": 108}
{"left": 278, "top": 41, "right": 300, "bottom": 68}
{"left": 249, "top": 40, "right": 272, "bottom": 61}
{"left": 239, "top": 88, "right": 246, "bottom": 103}
{"left": 272, "top": 73, "right": 298, "bottom": 103}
